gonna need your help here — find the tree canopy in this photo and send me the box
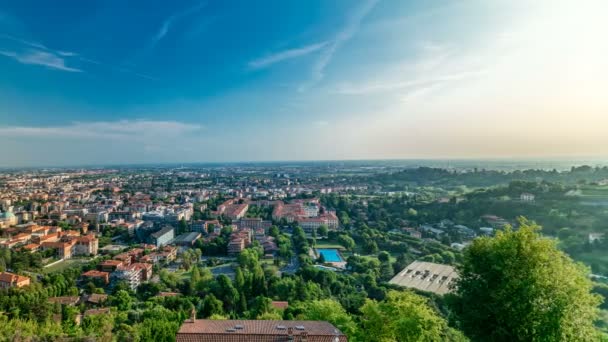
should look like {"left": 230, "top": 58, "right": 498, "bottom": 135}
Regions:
{"left": 450, "top": 218, "right": 602, "bottom": 342}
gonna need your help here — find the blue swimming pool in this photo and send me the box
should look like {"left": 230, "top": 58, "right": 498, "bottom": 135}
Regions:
{"left": 316, "top": 248, "right": 343, "bottom": 262}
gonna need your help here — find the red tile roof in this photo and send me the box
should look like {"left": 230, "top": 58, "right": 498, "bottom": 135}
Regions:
{"left": 176, "top": 320, "right": 347, "bottom": 342}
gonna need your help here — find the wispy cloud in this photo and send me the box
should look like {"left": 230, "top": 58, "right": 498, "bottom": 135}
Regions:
{"left": 334, "top": 70, "right": 485, "bottom": 95}
{"left": 248, "top": 42, "right": 328, "bottom": 70}
{"left": 0, "top": 120, "right": 203, "bottom": 140}
{"left": 299, "top": 0, "right": 380, "bottom": 91}
{"left": 0, "top": 33, "right": 46, "bottom": 49}
{"left": 152, "top": 2, "right": 207, "bottom": 47}
{"left": 0, "top": 49, "right": 81, "bottom": 72}
{"left": 0, "top": 34, "right": 156, "bottom": 79}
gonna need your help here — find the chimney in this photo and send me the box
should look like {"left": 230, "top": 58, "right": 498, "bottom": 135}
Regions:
{"left": 301, "top": 331, "right": 308, "bottom": 342}
{"left": 288, "top": 327, "right": 294, "bottom": 341}
{"left": 189, "top": 307, "right": 196, "bottom": 322}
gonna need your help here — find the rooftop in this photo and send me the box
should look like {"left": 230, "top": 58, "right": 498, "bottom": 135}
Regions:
{"left": 177, "top": 320, "right": 346, "bottom": 342}
{"left": 389, "top": 260, "right": 458, "bottom": 295}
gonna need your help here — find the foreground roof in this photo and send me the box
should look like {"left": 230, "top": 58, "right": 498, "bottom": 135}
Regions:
{"left": 389, "top": 260, "right": 458, "bottom": 295}
{"left": 177, "top": 319, "right": 347, "bottom": 342}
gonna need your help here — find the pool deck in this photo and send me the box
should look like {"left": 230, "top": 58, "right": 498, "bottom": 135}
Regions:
{"left": 315, "top": 248, "right": 347, "bottom": 269}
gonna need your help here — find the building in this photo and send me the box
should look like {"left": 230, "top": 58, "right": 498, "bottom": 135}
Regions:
{"left": 228, "top": 229, "right": 252, "bottom": 255}
{"left": 297, "top": 211, "right": 339, "bottom": 234}
{"left": 112, "top": 265, "right": 142, "bottom": 291}
{"left": 0, "top": 272, "right": 30, "bottom": 289}
{"left": 176, "top": 319, "right": 347, "bottom": 342}
{"left": 0, "top": 211, "right": 18, "bottom": 228}
{"left": 173, "top": 232, "right": 202, "bottom": 247}
{"left": 589, "top": 233, "right": 605, "bottom": 243}
{"left": 236, "top": 217, "right": 272, "bottom": 230}
{"left": 389, "top": 261, "right": 458, "bottom": 295}
{"left": 41, "top": 241, "right": 74, "bottom": 259}
{"left": 150, "top": 226, "right": 175, "bottom": 247}
{"left": 520, "top": 193, "right": 536, "bottom": 202}
{"left": 73, "top": 234, "right": 99, "bottom": 256}
{"left": 223, "top": 203, "right": 249, "bottom": 220}
{"left": 131, "top": 263, "right": 153, "bottom": 281}
{"left": 99, "top": 259, "right": 124, "bottom": 272}
{"left": 81, "top": 270, "right": 110, "bottom": 285}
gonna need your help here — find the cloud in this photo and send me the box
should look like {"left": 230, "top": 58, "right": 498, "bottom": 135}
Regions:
{"left": 334, "top": 70, "right": 485, "bottom": 95}
{"left": 0, "top": 49, "right": 81, "bottom": 72}
{"left": 0, "top": 33, "right": 47, "bottom": 49}
{"left": 152, "top": 2, "right": 207, "bottom": 47}
{"left": 0, "top": 34, "right": 156, "bottom": 79}
{"left": 299, "top": 0, "right": 380, "bottom": 91}
{"left": 0, "top": 120, "right": 203, "bottom": 140}
{"left": 314, "top": 120, "right": 329, "bottom": 126}
{"left": 248, "top": 42, "right": 328, "bottom": 69}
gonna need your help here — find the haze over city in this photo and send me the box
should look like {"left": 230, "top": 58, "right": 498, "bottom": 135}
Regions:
{"left": 1, "top": 0, "right": 607, "bottom": 166}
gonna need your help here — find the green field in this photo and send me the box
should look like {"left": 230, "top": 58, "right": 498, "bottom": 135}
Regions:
{"left": 42, "top": 258, "right": 88, "bottom": 274}
{"left": 315, "top": 239, "right": 345, "bottom": 250}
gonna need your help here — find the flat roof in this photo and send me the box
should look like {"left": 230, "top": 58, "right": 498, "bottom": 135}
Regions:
{"left": 389, "top": 260, "right": 458, "bottom": 295}
{"left": 173, "top": 232, "right": 201, "bottom": 243}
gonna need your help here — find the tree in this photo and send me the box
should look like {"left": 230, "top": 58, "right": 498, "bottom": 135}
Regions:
{"left": 338, "top": 235, "right": 355, "bottom": 251}
{"left": 318, "top": 224, "right": 329, "bottom": 238}
{"left": 298, "top": 299, "right": 358, "bottom": 338}
{"left": 112, "top": 290, "right": 133, "bottom": 311}
{"left": 378, "top": 251, "right": 390, "bottom": 263}
{"left": 178, "top": 218, "right": 188, "bottom": 234}
{"left": 201, "top": 294, "right": 224, "bottom": 317}
{"left": 358, "top": 290, "right": 464, "bottom": 342}
{"left": 450, "top": 218, "right": 601, "bottom": 342}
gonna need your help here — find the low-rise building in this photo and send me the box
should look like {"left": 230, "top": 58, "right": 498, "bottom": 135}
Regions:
{"left": 389, "top": 261, "right": 458, "bottom": 295}
{"left": 0, "top": 272, "right": 30, "bottom": 289}
{"left": 150, "top": 226, "right": 174, "bottom": 247}
{"left": 176, "top": 319, "right": 347, "bottom": 342}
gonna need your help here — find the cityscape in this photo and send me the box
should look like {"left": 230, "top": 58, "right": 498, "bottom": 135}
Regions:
{"left": 1, "top": 0, "right": 608, "bottom": 341}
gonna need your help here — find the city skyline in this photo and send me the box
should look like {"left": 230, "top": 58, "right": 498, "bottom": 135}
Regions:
{"left": 1, "top": 0, "right": 607, "bottom": 167}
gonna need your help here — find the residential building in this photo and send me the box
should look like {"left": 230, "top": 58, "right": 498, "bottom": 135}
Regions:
{"left": 520, "top": 193, "right": 536, "bottom": 202}
{"left": 81, "top": 270, "right": 110, "bottom": 285}
{"left": 112, "top": 265, "right": 142, "bottom": 291}
{"left": 0, "top": 272, "right": 30, "bottom": 289}
{"left": 73, "top": 234, "right": 99, "bottom": 256}
{"left": 150, "top": 226, "right": 175, "bottom": 247}
{"left": 176, "top": 319, "right": 347, "bottom": 342}
{"left": 236, "top": 217, "right": 272, "bottom": 230}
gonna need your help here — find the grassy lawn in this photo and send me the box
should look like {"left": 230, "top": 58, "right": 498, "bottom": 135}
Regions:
{"left": 42, "top": 258, "right": 88, "bottom": 274}
{"left": 315, "top": 239, "right": 345, "bottom": 250}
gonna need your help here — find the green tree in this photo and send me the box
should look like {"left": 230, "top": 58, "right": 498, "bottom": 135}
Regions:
{"left": 338, "top": 234, "right": 355, "bottom": 251}
{"left": 359, "top": 290, "right": 464, "bottom": 342}
{"left": 201, "top": 294, "right": 224, "bottom": 318}
{"left": 378, "top": 251, "right": 390, "bottom": 263}
{"left": 112, "top": 290, "right": 133, "bottom": 311}
{"left": 298, "top": 299, "right": 358, "bottom": 338}
{"left": 318, "top": 224, "right": 329, "bottom": 238}
{"left": 450, "top": 218, "right": 601, "bottom": 342}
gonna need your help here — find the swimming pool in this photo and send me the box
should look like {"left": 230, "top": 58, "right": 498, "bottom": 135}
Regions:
{"left": 316, "top": 248, "right": 344, "bottom": 263}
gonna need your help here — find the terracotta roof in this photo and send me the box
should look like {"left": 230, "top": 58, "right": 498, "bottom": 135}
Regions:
{"left": 84, "top": 308, "right": 110, "bottom": 317}
{"left": 48, "top": 296, "right": 80, "bottom": 305}
{"left": 0, "top": 272, "right": 30, "bottom": 285}
{"left": 85, "top": 293, "right": 108, "bottom": 304}
{"left": 270, "top": 301, "right": 289, "bottom": 310}
{"left": 176, "top": 320, "right": 347, "bottom": 342}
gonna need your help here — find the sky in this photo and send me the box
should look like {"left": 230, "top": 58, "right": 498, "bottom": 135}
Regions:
{"left": 0, "top": 0, "right": 607, "bottom": 167}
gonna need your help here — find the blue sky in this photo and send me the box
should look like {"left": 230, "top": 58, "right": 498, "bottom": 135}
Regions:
{"left": 1, "top": 0, "right": 607, "bottom": 166}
